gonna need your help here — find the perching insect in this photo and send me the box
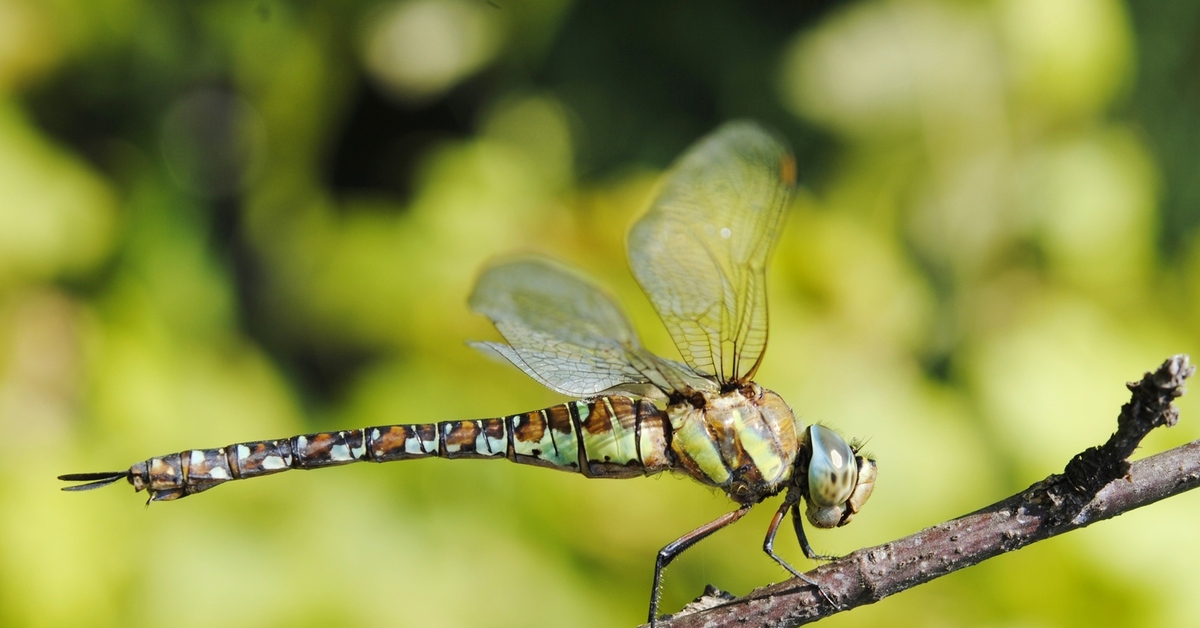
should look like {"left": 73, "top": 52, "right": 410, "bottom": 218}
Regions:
{"left": 61, "top": 120, "right": 876, "bottom": 625}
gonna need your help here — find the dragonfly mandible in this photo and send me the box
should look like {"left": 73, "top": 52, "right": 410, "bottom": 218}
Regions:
{"left": 60, "top": 120, "right": 877, "bottom": 625}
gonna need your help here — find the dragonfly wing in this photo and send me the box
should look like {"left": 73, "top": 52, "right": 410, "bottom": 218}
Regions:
{"left": 469, "top": 257, "right": 690, "bottom": 398}
{"left": 628, "top": 120, "right": 795, "bottom": 384}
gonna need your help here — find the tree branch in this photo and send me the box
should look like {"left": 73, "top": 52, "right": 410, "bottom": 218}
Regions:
{"left": 651, "top": 355, "right": 1197, "bottom": 628}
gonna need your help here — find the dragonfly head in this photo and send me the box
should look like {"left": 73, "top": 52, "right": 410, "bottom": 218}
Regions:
{"left": 800, "top": 424, "right": 877, "bottom": 529}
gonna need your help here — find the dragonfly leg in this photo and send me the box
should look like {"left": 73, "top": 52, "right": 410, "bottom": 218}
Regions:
{"left": 763, "top": 499, "right": 836, "bottom": 608}
{"left": 790, "top": 501, "right": 839, "bottom": 561}
{"left": 763, "top": 499, "right": 816, "bottom": 582}
{"left": 649, "top": 504, "right": 752, "bottom": 626}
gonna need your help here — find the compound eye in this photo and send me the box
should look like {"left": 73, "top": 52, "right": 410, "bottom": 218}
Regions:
{"left": 807, "top": 425, "right": 857, "bottom": 509}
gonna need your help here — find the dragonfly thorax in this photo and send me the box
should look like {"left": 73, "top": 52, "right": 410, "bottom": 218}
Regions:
{"left": 667, "top": 384, "right": 801, "bottom": 505}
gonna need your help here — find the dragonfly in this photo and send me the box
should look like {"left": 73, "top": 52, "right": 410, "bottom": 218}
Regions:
{"left": 60, "top": 120, "right": 877, "bottom": 625}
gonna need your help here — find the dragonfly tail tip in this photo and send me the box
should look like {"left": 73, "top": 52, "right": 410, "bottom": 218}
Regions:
{"left": 58, "top": 471, "right": 129, "bottom": 492}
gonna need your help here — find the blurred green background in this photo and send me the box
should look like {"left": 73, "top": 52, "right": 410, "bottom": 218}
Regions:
{"left": 3, "top": 0, "right": 1199, "bottom": 626}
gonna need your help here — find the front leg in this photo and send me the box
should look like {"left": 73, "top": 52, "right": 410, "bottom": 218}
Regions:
{"left": 762, "top": 498, "right": 836, "bottom": 608}
{"left": 762, "top": 498, "right": 821, "bottom": 584}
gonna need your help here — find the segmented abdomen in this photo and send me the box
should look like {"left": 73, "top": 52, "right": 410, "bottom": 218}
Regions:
{"left": 130, "top": 396, "right": 673, "bottom": 501}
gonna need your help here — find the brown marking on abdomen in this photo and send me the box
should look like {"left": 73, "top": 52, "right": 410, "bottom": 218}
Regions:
{"left": 229, "top": 440, "right": 294, "bottom": 478}
{"left": 509, "top": 410, "right": 559, "bottom": 470}
{"left": 442, "top": 420, "right": 479, "bottom": 457}
{"left": 292, "top": 430, "right": 366, "bottom": 469}
{"left": 581, "top": 399, "right": 614, "bottom": 435}
{"left": 545, "top": 404, "right": 573, "bottom": 434}
{"left": 369, "top": 426, "right": 427, "bottom": 462}
{"left": 440, "top": 419, "right": 507, "bottom": 459}
{"left": 512, "top": 412, "right": 546, "bottom": 443}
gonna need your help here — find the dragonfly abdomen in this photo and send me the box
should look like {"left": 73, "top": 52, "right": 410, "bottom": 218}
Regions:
{"left": 367, "top": 396, "right": 674, "bottom": 477}
{"left": 106, "top": 396, "right": 675, "bottom": 501}
{"left": 507, "top": 396, "right": 673, "bottom": 477}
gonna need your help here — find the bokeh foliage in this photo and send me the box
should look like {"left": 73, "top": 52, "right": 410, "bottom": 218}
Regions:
{"left": 3, "top": 0, "right": 1199, "bottom": 626}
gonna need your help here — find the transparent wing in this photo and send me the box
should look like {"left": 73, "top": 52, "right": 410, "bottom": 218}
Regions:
{"left": 628, "top": 120, "right": 795, "bottom": 385}
{"left": 469, "top": 257, "right": 713, "bottom": 398}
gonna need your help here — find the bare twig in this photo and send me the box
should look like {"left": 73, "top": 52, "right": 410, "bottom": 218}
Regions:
{"left": 651, "top": 355, "right": 1197, "bottom": 628}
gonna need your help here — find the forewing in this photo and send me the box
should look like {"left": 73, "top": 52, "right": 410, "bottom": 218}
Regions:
{"left": 468, "top": 257, "right": 659, "bottom": 397}
{"left": 628, "top": 120, "right": 795, "bottom": 384}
